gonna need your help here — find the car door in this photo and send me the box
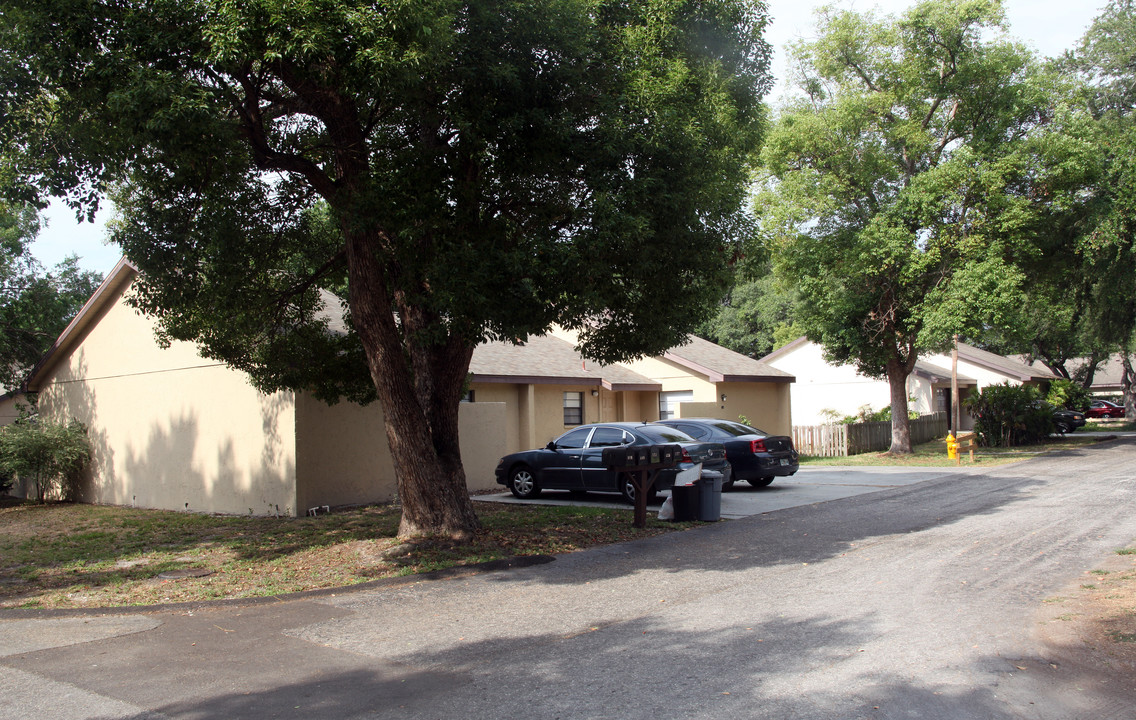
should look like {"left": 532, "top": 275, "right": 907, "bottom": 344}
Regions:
{"left": 580, "top": 426, "right": 632, "bottom": 490}
{"left": 540, "top": 426, "right": 592, "bottom": 489}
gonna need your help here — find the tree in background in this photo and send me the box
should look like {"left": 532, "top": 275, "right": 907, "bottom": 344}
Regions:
{"left": 0, "top": 203, "right": 103, "bottom": 392}
{"left": 756, "top": 0, "right": 1041, "bottom": 453}
{"left": 994, "top": 0, "right": 1136, "bottom": 407}
{"left": 700, "top": 273, "right": 801, "bottom": 360}
{"left": 0, "top": 0, "right": 771, "bottom": 538}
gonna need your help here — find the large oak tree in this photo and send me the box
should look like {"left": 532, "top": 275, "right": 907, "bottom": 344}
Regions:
{"left": 756, "top": 0, "right": 1044, "bottom": 452}
{"left": 0, "top": 0, "right": 770, "bottom": 537}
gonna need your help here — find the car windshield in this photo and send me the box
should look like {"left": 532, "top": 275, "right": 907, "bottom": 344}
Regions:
{"left": 709, "top": 421, "right": 765, "bottom": 437}
{"left": 638, "top": 425, "right": 696, "bottom": 443}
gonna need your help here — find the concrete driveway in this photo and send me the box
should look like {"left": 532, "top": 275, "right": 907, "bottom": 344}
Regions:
{"left": 476, "top": 465, "right": 978, "bottom": 518}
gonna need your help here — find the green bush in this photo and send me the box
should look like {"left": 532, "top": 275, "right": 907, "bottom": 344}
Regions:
{"left": 964, "top": 383, "right": 1054, "bottom": 447}
{"left": 0, "top": 418, "right": 92, "bottom": 502}
{"left": 820, "top": 403, "right": 919, "bottom": 425}
{"left": 1046, "top": 378, "right": 1091, "bottom": 412}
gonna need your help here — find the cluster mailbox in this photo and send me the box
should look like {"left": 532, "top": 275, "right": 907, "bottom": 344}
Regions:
{"left": 601, "top": 444, "right": 682, "bottom": 469}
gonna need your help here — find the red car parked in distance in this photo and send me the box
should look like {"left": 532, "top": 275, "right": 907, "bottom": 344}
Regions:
{"left": 1087, "top": 399, "right": 1125, "bottom": 419}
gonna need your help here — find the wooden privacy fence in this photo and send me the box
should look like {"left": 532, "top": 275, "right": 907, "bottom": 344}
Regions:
{"left": 793, "top": 412, "right": 949, "bottom": 457}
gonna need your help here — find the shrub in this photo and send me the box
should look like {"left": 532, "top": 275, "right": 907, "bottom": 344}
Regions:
{"left": 964, "top": 383, "right": 1054, "bottom": 447}
{"left": 1046, "top": 378, "right": 1091, "bottom": 412}
{"left": 0, "top": 418, "right": 92, "bottom": 502}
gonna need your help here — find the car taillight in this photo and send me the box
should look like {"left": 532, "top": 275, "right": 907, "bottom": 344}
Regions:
{"left": 750, "top": 439, "right": 767, "bottom": 453}
{"left": 681, "top": 448, "right": 693, "bottom": 462}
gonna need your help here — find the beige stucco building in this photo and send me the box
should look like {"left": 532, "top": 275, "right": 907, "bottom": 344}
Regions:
{"left": 18, "top": 258, "right": 795, "bottom": 515}
{"left": 22, "top": 260, "right": 506, "bottom": 514}
{"left": 470, "top": 331, "right": 795, "bottom": 456}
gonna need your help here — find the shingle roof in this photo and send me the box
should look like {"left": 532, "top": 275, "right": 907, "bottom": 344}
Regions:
{"left": 1013, "top": 353, "right": 1126, "bottom": 390}
{"left": 912, "top": 360, "right": 977, "bottom": 385}
{"left": 664, "top": 335, "right": 795, "bottom": 383}
{"left": 957, "top": 343, "right": 1056, "bottom": 382}
{"left": 470, "top": 335, "right": 660, "bottom": 390}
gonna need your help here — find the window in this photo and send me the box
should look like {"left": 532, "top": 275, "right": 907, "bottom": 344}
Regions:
{"left": 588, "top": 427, "right": 629, "bottom": 447}
{"left": 659, "top": 390, "right": 694, "bottom": 420}
{"left": 563, "top": 391, "right": 583, "bottom": 425}
{"left": 460, "top": 389, "right": 474, "bottom": 403}
{"left": 555, "top": 427, "right": 591, "bottom": 449}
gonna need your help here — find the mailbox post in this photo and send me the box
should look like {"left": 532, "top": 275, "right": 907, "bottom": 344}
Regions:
{"left": 601, "top": 444, "right": 682, "bottom": 528}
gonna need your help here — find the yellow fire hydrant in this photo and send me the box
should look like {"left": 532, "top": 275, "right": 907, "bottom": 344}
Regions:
{"left": 946, "top": 432, "right": 959, "bottom": 461}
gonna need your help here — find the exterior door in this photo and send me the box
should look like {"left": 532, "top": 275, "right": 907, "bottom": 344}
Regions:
{"left": 541, "top": 426, "right": 592, "bottom": 489}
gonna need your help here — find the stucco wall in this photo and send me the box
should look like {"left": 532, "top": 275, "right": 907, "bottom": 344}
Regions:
{"left": 765, "top": 342, "right": 902, "bottom": 425}
{"left": 0, "top": 395, "right": 22, "bottom": 427}
{"left": 36, "top": 293, "right": 299, "bottom": 516}
{"left": 620, "top": 355, "right": 719, "bottom": 397}
{"left": 471, "top": 381, "right": 609, "bottom": 454}
{"left": 718, "top": 381, "right": 794, "bottom": 436}
{"left": 294, "top": 396, "right": 508, "bottom": 505}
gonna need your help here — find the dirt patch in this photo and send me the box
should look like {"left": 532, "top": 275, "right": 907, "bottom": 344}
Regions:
{"left": 1036, "top": 551, "right": 1136, "bottom": 693}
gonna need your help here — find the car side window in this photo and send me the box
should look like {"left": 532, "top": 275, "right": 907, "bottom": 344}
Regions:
{"left": 555, "top": 427, "right": 592, "bottom": 449}
{"left": 676, "top": 423, "right": 710, "bottom": 440}
{"left": 588, "top": 427, "right": 629, "bottom": 448}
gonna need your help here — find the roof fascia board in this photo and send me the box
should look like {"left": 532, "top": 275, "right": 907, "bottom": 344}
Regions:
{"left": 720, "top": 374, "right": 796, "bottom": 384}
{"left": 471, "top": 375, "right": 603, "bottom": 386}
{"left": 26, "top": 257, "right": 138, "bottom": 391}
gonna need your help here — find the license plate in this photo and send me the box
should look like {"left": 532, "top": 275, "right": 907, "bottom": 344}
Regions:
{"left": 779, "top": 458, "right": 789, "bottom": 466}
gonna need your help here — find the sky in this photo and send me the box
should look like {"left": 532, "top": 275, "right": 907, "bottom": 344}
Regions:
{"left": 33, "top": 0, "right": 1111, "bottom": 277}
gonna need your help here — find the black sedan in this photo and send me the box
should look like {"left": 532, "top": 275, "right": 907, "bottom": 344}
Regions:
{"left": 656, "top": 418, "right": 798, "bottom": 489}
{"left": 495, "top": 422, "right": 728, "bottom": 504}
{"left": 1053, "top": 408, "right": 1087, "bottom": 434}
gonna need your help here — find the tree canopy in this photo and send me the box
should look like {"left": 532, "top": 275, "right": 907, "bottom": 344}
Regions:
{"left": 0, "top": 0, "right": 772, "bottom": 536}
{"left": 0, "top": 203, "right": 103, "bottom": 392}
{"left": 756, "top": 0, "right": 1044, "bottom": 451}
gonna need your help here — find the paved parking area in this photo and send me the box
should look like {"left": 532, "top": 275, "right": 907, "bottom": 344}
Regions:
{"left": 474, "top": 465, "right": 977, "bottom": 519}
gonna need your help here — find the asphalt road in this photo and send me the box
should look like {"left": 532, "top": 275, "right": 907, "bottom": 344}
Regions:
{"left": 3, "top": 439, "right": 1136, "bottom": 719}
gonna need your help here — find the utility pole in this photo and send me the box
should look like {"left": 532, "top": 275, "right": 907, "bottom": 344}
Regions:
{"left": 951, "top": 334, "right": 960, "bottom": 433}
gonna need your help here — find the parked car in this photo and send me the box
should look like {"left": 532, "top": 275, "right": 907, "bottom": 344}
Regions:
{"left": 495, "top": 422, "right": 729, "bottom": 504}
{"left": 1087, "top": 399, "right": 1125, "bottom": 419}
{"left": 655, "top": 418, "right": 798, "bottom": 489}
{"left": 1053, "top": 408, "right": 1087, "bottom": 434}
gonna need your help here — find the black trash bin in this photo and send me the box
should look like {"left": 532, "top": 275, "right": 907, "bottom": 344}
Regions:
{"left": 696, "top": 473, "right": 723, "bottom": 522}
{"left": 670, "top": 483, "right": 700, "bottom": 521}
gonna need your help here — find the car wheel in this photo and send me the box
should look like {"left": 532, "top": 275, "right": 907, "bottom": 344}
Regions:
{"left": 1054, "top": 421, "right": 1071, "bottom": 434}
{"left": 620, "top": 474, "right": 657, "bottom": 505}
{"left": 509, "top": 466, "right": 540, "bottom": 499}
{"left": 750, "top": 477, "right": 774, "bottom": 488}
{"left": 722, "top": 478, "right": 735, "bottom": 491}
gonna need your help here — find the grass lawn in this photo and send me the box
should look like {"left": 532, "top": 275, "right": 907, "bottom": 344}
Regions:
{"left": 0, "top": 499, "right": 695, "bottom": 610}
{"left": 800, "top": 433, "right": 1112, "bottom": 467}
{"left": 1, "top": 431, "right": 1126, "bottom": 611}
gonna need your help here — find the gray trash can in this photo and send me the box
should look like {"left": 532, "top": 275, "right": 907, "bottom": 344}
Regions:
{"left": 696, "top": 473, "right": 723, "bottom": 522}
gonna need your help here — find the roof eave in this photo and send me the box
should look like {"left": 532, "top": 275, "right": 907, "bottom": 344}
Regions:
{"left": 26, "top": 257, "right": 138, "bottom": 392}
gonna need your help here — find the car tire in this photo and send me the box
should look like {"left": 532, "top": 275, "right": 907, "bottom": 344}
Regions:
{"left": 722, "top": 478, "right": 735, "bottom": 491}
{"left": 509, "top": 466, "right": 541, "bottom": 499}
{"left": 1054, "top": 422, "right": 1072, "bottom": 434}
{"left": 620, "top": 474, "right": 657, "bottom": 505}
{"left": 749, "top": 477, "right": 774, "bottom": 488}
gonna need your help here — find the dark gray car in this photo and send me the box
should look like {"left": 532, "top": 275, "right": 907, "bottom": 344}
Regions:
{"left": 656, "top": 418, "right": 798, "bottom": 489}
{"left": 495, "top": 422, "right": 728, "bottom": 504}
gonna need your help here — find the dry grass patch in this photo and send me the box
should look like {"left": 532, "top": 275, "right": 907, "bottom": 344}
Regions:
{"left": 0, "top": 498, "right": 687, "bottom": 609}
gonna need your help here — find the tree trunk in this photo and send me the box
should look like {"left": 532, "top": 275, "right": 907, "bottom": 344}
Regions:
{"left": 886, "top": 355, "right": 913, "bottom": 454}
{"left": 1123, "top": 352, "right": 1136, "bottom": 421}
{"left": 344, "top": 229, "right": 480, "bottom": 540}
